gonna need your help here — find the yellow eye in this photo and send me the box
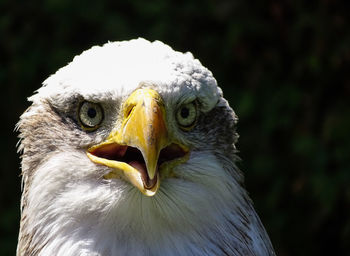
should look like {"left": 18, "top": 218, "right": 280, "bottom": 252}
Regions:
{"left": 78, "top": 101, "right": 104, "bottom": 130}
{"left": 176, "top": 102, "right": 197, "bottom": 130}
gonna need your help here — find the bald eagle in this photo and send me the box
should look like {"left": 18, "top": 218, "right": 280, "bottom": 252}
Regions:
{"left": 17, "top": 38, "right": 275, "bottom": 256}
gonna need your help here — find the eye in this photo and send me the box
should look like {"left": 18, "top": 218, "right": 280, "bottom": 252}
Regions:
{"left": 78, "top": 101, "right": 104, "bottom": 130}
{"left": 176, "top": 101, "right": 197, "bottom": 130}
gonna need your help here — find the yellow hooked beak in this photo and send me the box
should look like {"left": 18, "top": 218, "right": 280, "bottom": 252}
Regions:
{"left": 87, "top": 88, "right": 188, "bottom": 196}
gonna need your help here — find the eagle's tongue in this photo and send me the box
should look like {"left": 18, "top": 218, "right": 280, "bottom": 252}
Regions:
{"left": 129, "top": 161, "right": 157, "bottom": 189}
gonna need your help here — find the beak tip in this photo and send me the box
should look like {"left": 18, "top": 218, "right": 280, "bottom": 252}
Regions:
{"left": 142, "top": 174, "right": 160, "bottom": 197}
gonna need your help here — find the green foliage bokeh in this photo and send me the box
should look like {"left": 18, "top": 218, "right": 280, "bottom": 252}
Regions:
{"left": 1, "top": 0, "right": 349, "bottom": 255}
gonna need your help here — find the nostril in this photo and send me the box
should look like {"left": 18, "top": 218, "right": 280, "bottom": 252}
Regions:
{"left": 124, "top": 104, "right": 136, "bottom": 118}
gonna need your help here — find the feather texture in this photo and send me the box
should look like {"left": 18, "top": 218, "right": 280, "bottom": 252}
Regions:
{"left": 17, "top": 38, "right": 275, "bottom": 256}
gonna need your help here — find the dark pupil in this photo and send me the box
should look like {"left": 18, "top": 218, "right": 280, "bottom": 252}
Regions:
{"left": 87, "top": 107, "right": 97, "bottom": 118}
{"left": 181, "top": 107, "right": 190, "bottom": 118}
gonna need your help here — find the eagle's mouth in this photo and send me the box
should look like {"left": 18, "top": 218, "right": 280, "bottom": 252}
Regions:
{"left": 86, "top": 88, "right": 190, "bottom": 196}
{"left": 88, "top": 143, "right": 188, "bottom": 189}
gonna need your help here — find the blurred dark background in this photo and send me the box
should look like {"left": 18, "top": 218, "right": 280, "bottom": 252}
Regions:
{"left": 1, "top": 0, "right": 349, "bottom": 255}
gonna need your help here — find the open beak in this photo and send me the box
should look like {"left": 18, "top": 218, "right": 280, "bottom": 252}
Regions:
{"left": 87, "top": 88, "right": 188, "bottom": 196}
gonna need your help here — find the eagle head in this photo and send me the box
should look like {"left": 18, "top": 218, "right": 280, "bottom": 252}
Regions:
{"left": 17, "top": 38, "right": 275, "bottom": 256}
